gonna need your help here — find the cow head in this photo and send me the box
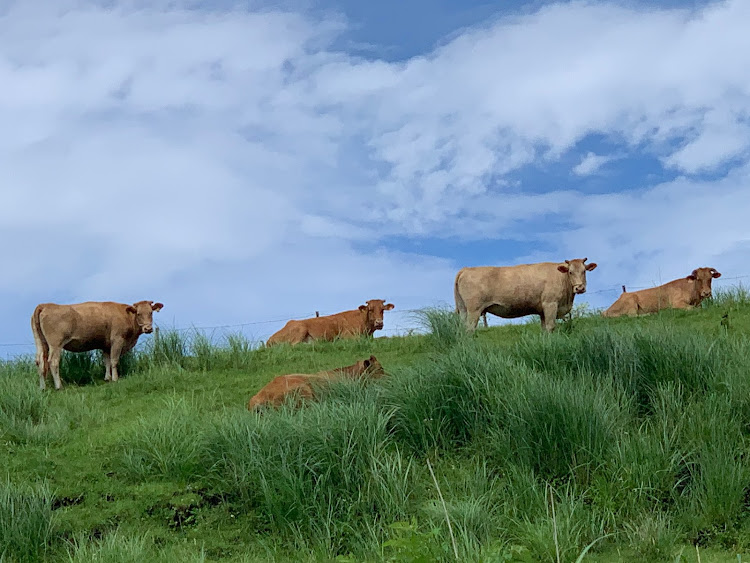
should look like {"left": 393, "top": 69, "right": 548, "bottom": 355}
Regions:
{"left": 687, "top": 267, "right": 721, "bottom": 300}
{"left": 557, "top": 258, "right": 598, "bottom": 294}
{"left": 358, "top": 299, "right": 395, "bottom": 332}
{"left": 360, "top": 355, "right": 386, "bottom": 380}
{"left": 126, "top": 300, "right": 164, "bottom": 334}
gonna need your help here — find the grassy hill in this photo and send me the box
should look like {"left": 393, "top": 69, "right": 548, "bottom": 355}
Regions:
{"left": 3, "top": 288, "right": 750, "bottom": 562}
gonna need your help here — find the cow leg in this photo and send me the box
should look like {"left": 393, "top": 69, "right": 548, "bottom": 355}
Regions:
{"left": 541, "top": 302, "right": 559, "bottom": 332}
{"left": 36, "top": 347, "right": 49, "bottom": 390}
{"left": 48, "top": 347, "right": 64, "bottom": 390}
{"left": 464, "top": 309, "right": 482, "bottom": 332}
{"left": 109, "top": 344, "right": 123, "bottom": 382}
{"left": 103, "top": 351, "right": 112, "bottom": 382}
{"left": 287, "top": 325, "right": 310, "bottom": 345}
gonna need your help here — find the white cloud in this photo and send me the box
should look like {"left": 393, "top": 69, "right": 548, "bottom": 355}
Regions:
{"left": 303, "top": 0, "right": 750, "bottom": 231}
{"left": 573, "top": 152, "right": 615, "bottom": 176}
{"left": 2, "top": 0, "right": 750, "bottom": 352}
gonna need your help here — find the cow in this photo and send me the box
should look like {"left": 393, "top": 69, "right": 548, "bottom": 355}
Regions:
{"left": 454, "top": 258, "right": 598, "bottom": 333}
{"left": 31, "top": 300, "right": 164, "bottom": 390}
{"left": 602, "top": 267, "right": 721, "bottom": 318}
{"left": 265, "top": 299, "right": 395, "bottom": 346}
{"left": 247, "top": 355, "right": 385, "bottom": 410}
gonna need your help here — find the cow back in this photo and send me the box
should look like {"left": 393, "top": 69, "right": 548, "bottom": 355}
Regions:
{"left": 460, "top": 263, "right": 574, "bottom": 315}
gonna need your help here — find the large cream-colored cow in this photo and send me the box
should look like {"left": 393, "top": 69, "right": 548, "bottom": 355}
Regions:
{"left": 454, "top": 258, "right": 597, "bottom": 332}
{"left": 31, "top": 300, "right": 163, "bottom": 390}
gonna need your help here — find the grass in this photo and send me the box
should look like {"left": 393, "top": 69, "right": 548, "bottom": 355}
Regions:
{"left": 2, "top": 295, "right": 750, "bottom": 561}
{"left": 0, "top": 480, "right": 54, "bottom": 562}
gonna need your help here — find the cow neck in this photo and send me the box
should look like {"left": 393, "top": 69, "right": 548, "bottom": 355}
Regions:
{"left": 339, "top": 362, "right": 359, "bottom": 378}
{"left": 360, "top": 309, "right": 374, "bottom": 334}
{"left": 687, "top": 278, "right": 702, "bottom": 305}
{"left": 563, "top": 278, "right": 575, "bottom": 307}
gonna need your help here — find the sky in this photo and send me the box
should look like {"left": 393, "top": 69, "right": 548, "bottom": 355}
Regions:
{"left": 2, "top": 0, "right": 750, "bottom": 358}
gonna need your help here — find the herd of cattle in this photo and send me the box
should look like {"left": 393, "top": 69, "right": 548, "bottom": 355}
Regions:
{"left": 29, "top": 259, "right": 722, "bottom": 408}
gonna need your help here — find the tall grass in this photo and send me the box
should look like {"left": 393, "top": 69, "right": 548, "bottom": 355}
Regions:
{"left": 381, "top": 341, "right": 512, "bottom": 454}
{"left": 66, "top": 530, "right": 153, "bottom": 563}
{"left": 0, "top": 364, "right": 72, "bottom": 444}
{"left": 704, "top": 284, "right": 750, "bottom": 309}
{"left": 118, "top": 396, "right": 207, "bottom": 482}
{"left": 513, "top": 327, "right": 727, "bottom": 413}
{"left": 493, "top": 373, "right": 629, "bottom": 483}
{"left": 0, "top": 480, "right": 54, "bottom": 562}
{"left": 416, "top": 308, "right": 470, "bottom": 348}
{"left": 203, "top": 402, "right": 412, "bottom": 555}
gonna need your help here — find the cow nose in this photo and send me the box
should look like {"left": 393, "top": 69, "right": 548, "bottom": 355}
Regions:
{"left": 374, "top": 321, "right": 384, "bottom": 329}
{"left": 573, "top": 285, "right": 586, "bottom": 294}
{"left": 144, "top": 326, "right": 153, "bottom": 334}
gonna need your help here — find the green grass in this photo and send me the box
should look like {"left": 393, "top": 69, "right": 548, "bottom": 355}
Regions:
{"left": 3, "top": 295, "right": 750, "bottom": 561}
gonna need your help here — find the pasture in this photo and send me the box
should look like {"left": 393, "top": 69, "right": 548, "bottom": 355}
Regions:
{"left": 3, "top": 288, "right": 750, "bottom": 562}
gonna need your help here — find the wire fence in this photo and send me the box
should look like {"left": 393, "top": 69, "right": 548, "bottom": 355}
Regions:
{"left": 2, "top": 274, "right": 748, "bottom": 353}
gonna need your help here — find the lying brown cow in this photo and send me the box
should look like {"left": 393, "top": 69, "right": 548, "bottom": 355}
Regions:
{"left": 602, "top": 267, "right": 721, "bottom": 317}
{"left": 265, "top": 299, "right": 394, "bottom": 346}
{"left": 31, "top": 300, "right": 164, "bottom": 390}
{"left": 246, "top": 355, "right": 385, "bottom": 410}
{"left": 455, "top": 258, "right": 597, "bottom": 332}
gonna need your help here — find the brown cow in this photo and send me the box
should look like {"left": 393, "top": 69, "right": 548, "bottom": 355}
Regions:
{"left": 602, "top": 267, "right": 721, "bottom": 318}
{"left": 265, "top": 299, "right": 395, "bottom": 346}
{"left": 246, "top": 355, "right": 385, "bottom": 410}
{"left": 31, "top": 300, "right": 164, "bottom": 390}
{"left": 454, "top": 258, "right": 598, "bottom": 332}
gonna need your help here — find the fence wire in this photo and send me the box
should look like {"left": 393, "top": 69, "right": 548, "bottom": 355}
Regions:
{"left": 2, "top": 274, "right": 748, "bottom": 352}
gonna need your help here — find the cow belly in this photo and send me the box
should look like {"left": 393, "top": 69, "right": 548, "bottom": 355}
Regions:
{"left": 64, "top": 338, "right": 107, "bottom": 353}
{"left": 485, "top": 303, "right": 539, "bottom": 319}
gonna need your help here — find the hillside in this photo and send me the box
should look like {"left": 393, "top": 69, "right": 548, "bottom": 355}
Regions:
{"left": 2, "top": 289, "right": 750, "bottom": 562}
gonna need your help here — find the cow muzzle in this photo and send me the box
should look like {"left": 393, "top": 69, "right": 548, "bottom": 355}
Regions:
{"left": 143, "top": 326, "right": 154, "bottom": 334}
{"left": 573, "top": 285, "right": 586, "bottom": 294}
{"left": 701, "top": 291, "right": 712, "bottom": 299}
{"left": 374, "top": 321, "right": 384, "bottom": 330}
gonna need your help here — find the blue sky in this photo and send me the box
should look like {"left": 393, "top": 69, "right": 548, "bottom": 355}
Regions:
{"left": 2, "top": 0, "right": 750, "bottom": 358}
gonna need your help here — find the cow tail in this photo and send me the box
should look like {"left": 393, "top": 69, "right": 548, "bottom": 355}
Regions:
{"left": 31, "top": 305, "right": 49, "bottom": 374}
{"left": 454, "top": 269, "right": 467, "bottom": 316}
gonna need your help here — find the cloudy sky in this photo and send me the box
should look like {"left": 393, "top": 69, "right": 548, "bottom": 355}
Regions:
{"left": 2, "top": 0, "right": 749, "bottom": 357}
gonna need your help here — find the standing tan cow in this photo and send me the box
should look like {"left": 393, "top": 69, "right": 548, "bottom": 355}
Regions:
{"left": 247, "top": 355, "right": 385, "bottom": 410}
{"left": 454, "top": 258, "right": 597, "bottom": 332}
{"left": 602, "top": 267, "right": 721, "bottom": 318}
{"left": 265, "top": 299, "right": 394, "bottom": 346}
{"left": 31, "top": 300, "right": 164, "bottom": 390}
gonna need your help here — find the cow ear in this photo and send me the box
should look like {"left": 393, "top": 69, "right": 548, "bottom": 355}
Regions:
{"left": 687, "top": 270, "right": 698, "bottom": 280}
{"left": 152, "top": 302, "right": 164, "bottom": 311}
{"left": 358, "top": 305, "right": 367, "bottom": 312}
{"left": 384, "top": 303, "right": 394, "bottom": 310}
{"left": 557, "top": 264, "right": 570, "bottom": 273}
{"left": 126, "top": 306, "right": 137, "bottom": 314}
{"left": 585, "top": 262, "right": 598, "bottom": 271}
{"left": 712, "top": 270, "right": 722, "bottom": 278}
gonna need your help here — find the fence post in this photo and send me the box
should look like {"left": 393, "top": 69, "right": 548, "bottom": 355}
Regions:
{"left": 481, "top": 312, "right": 488, "bottom": 327}
{"left": 622, "top": 285, "right": 626, "bottom": 293}
{"left": 315, "top": 311, "right": 320, "bottom": 317}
